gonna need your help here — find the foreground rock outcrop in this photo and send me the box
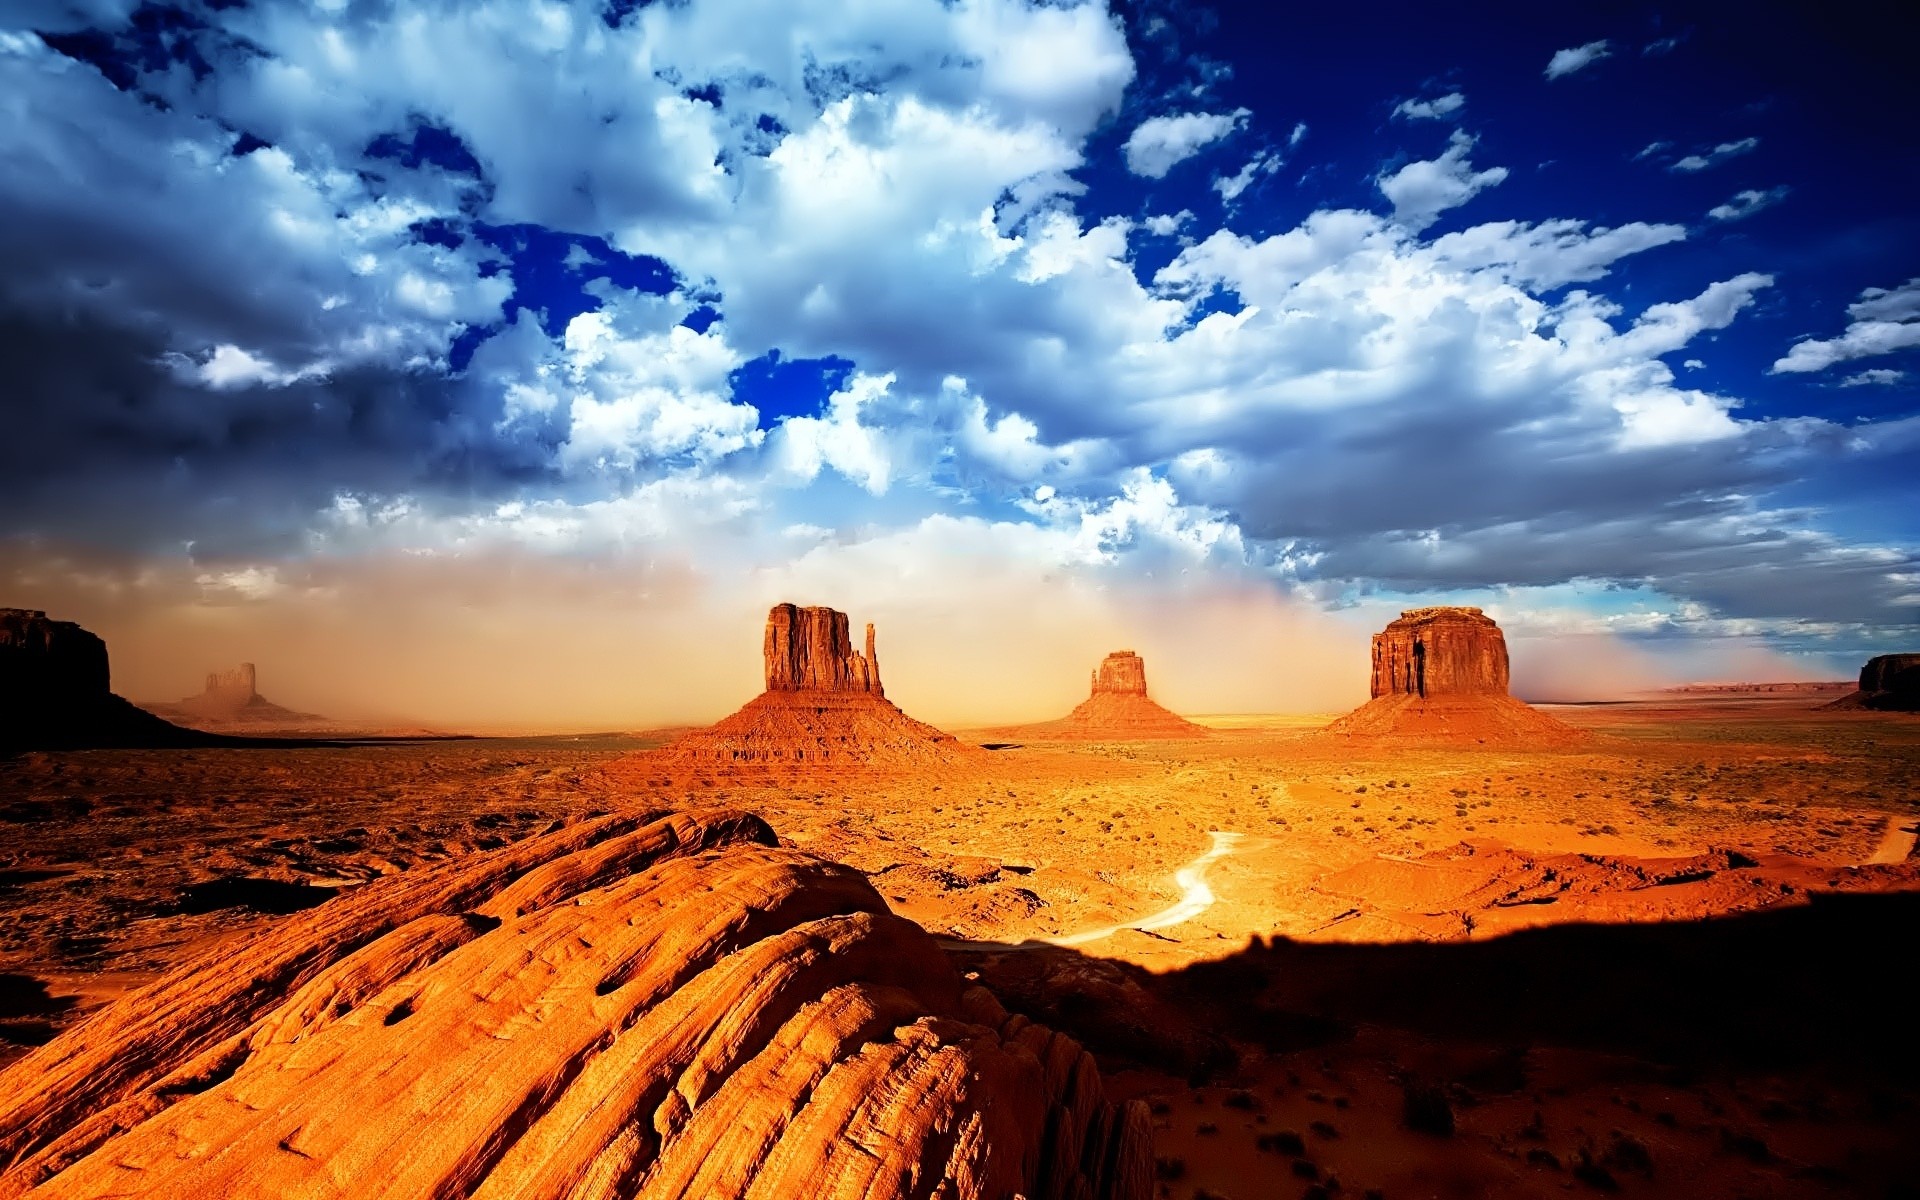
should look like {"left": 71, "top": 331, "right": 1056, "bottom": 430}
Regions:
{"left": 1021, "top": 651, "right": 1208, "bottom": 740}
{"left": 0, "top": 807, "right": 1150, "bottom": 1200}
{"left": 142, "top": 662, "right": 324, "bottom": 730}
{"left": 1324, "top": 608, "right": 1583, "bottom": 746}
{"left": 0, "top": 609, "right": 208, "bottom": 752}
{"left": 1826, "top": 653, "right": 1920, "bottom": 712}
{"left": 662, "top": 604, "right": 978, "bottom": 769}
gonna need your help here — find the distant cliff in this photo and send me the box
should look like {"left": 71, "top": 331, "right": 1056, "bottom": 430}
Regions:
{"left": 1, "top": 609, "right": 209, "bottom": 751}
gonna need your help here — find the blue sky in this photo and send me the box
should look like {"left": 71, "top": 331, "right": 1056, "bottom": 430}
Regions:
{"left": 0, "top": 0, "right": 1915, "bottom": 717}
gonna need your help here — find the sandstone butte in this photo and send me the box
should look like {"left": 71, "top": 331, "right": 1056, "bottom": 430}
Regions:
{"left": 1322, "top": 607, "right": 1585, "bottom": 746}
{"left": 660, "top": 604, "right": 980, "bottom": 769}
{"left": 1826, "top": 652, "right": 1920, "bottom": 712}
{"left": 0, "top": 808, "right": 1152, "bottom": 1200}
{"left": 0, "top": 608, "right": 209, "bottom": 752}
{"left": 1021, "top": 651, "right": 1208, "bottom": 740}
{"left": 142, "top": 662, "right": 321, "bottom": 729}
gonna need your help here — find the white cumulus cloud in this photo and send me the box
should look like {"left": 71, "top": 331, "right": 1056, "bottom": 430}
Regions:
{"left": 1773, "top": 278, "right": 1920, "bottom": 374}
{"left": 1545, "top": 40, "right": 1611, "bottom": 79}
{"left": 1122, "top": 108, "right": 1250, "bottom": 178}
{"left": 1393, "top": 92, "right": 1465, "bottom": 120}
{"left": 1672, "top": 137, "right": 1759, "bottom": 172}
{"left": 1708, "top": 186, "right": 1789, "bottom": 222}
{"left": 1376, "top": 130, "right": 1509, "bottom": 231}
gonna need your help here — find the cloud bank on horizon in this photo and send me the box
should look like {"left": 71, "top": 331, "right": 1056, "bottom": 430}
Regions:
{"left": 0, "top": 0, "right": 1915, "bottom": 718}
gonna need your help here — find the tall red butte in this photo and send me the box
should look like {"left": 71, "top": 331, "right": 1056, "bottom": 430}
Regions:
{"left": 1324, "top": 607, "right": 1584, "bottom": 745}
{"left": 1022, "top": 650, "right": 1209, "bottom": 739}
{"left": 662, "top": 603, "right": 978, "bottom": 768}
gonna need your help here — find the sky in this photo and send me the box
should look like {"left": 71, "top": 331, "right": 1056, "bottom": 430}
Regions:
{"left": 1, "top": 0, "right": 1916, "bottom": 727}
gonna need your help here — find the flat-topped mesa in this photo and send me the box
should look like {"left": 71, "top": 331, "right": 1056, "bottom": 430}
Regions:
{"left": 763, "top": 603, "right": 884, "bottom": 696}
{"left": 201, "top": 663, "right": 257, "bottom": 703}
{"left": 1327, "top": 607, "right": 1584, "bottom": 746}
{"left": 1370, "top": 606, "right": 1510, "bottom": 699}
{"left": 1091, "top": 650, "right": 1148, "bottom": 697}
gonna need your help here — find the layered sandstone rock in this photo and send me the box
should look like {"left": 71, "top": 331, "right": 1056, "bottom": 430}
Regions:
{"left": 0, "top": 807, "right": 1150, "bottom": 1200}
{"left": 1325, "top": 608, "right": 1583, "bottom": 746}
{"left": 0, "top": 609, "right": 206, "bottom": 751}
{"left": 1826, "top": 653, "right": 1920, "bottom": 712}
{"left": 1369, "top": 607, "right": 1508, "bottom": 698}
{"left": 1021, "top": 651, "right": 1208, "bottom": 740}
{"left": 765, "top": 604, "right": 884, "bottom": 695}
{"left": 1090, "top": 651, "right": 1147, "bottom": 697}
{"left": 147, "top": 662, "right": 322, "bottom": 729}
{"left": 662, "top": 605, "right": 977, "bottom": 769}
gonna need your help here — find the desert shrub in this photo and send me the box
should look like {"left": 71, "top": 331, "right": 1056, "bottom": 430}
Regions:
{"left": 1402, "top": 1082, "right": 1455, "bottom": 1136}
{"left": 1603, "top": 1131, "right": 1653, "bottom": 1176}
{"left": 1256, "top": 1130, "right": 1306, "bottom": 1156}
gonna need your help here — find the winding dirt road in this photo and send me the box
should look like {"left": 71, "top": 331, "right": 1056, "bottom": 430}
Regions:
{"left": 1867, "top": 816, "right": 1918, "bottom": 865}
{"left": 1045, "top": 830, "right": 1247, "bottom": 947}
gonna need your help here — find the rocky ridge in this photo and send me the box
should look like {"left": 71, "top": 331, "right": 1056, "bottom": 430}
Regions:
{"left": 0, "top": 807, "right": 1150, "bottom": 1200}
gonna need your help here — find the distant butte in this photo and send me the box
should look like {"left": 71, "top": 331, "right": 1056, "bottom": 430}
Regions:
{"left": 1322, "top": 607, "right": 1585, "bottom": 745}
{"left": 143, "top": 662, "right": 324, "bottom": 730}
{"left": 0, "top": 608, "right": 209, "bottom": 752}
{"left": 1826, "top": 653, "right": 1920, "bottom": 712}
{"left": 660, "top": 603, "right": 980, "bottom": 768}
{"left": 1022, "top": 650, "right": 1209, "bottom": 740}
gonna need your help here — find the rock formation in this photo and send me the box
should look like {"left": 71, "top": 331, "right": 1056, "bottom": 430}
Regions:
{"left": 1021, "top": 651, "right": 1208, "bottom": 740}
{"left": 1826, "top": 653, "right": 1920, "bottom": 712}
{"left": 0, "top": 609, "right": 208, "bottom": 752}
{"left": 1368, "top": 607, "right": 1508, "bottom": 699}
{"left": 662, "top": 604, "right": 978, "bottom": 769}
{"left": 0, "top": 808, "right": 1150, "bottom": 1200}
{"left": 145, "top": 662, "right": 322, "bottom": 730}
{"left": 1324, "top": 608, "right": 1584, "bottom": 746}
{"left": 764, "top": 605, "right": 884, "bottom": 695}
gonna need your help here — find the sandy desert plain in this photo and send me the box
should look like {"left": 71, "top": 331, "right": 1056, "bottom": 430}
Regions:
{"left": 1, "top": 604, "right": 1918, "bottom": 1200}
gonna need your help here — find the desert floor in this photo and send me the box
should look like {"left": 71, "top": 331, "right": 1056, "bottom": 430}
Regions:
{"left": 3, "top": 697, "right": 1917, "bottom": 1199}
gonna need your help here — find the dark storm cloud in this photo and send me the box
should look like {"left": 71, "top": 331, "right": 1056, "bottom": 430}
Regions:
{"left": 0, "top": 310, "right": 563, "bottom": 555}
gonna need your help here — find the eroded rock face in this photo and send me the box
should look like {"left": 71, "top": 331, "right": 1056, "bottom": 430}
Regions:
{"left": 0, "top": 609, "right": 204, "bottom": 751}
{"left": 1090, "top": 651, "right": 1147, "bottom": 697}
{"left": 1369, "top": 607, "right": 1510, "bottom": 699}
{"left": 764, "top": 604, "right": 883, "bottom": 696}
{"left": 0, "top": 808, "right": 1150, "bottom": 1200}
